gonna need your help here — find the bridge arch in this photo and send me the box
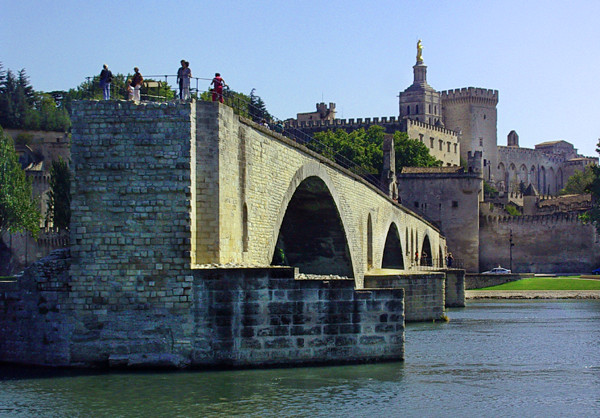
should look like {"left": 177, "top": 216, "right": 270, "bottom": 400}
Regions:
{"left": 270, "top": 163, "right": 357, "bottom": 277}
{"left": 381, "top": 222, "right": 405, "bottom": 269}
{"left": 420, "top": 233, "right": 433, "bottom": 266}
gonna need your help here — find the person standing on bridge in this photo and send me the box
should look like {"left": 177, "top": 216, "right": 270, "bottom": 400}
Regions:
{"left": 181, "top": 61, "right": 192, "bottom": 101}
{"left": 130, "top": 67, "right": 143, "bottom": 103}
{"left": 99, "top": 64, "right": 112, "bottom": 100}
{"left": 177, "top": 60, "right": 186, "bottom": 100}
{"left": 211, "top": 73, "right": 227, "bottom": 103}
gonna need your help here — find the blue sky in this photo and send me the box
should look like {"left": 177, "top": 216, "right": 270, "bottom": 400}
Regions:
{"left": 2, "top": 0, "right": 599, "bottom": 157}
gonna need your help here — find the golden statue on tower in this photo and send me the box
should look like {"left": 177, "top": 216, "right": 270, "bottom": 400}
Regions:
{"left": 416, "top": 39, "right": 424, "bottom": 63}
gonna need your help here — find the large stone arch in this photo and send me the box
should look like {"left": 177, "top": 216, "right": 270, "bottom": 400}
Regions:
{"left": 529, "top": 165, "right": 536, "bottom": 188}
{"left": 381, "top": 222, "right": 405, "bottom": 269}
{"left": 270, "top": 163, "right": 357, "bottom": 277}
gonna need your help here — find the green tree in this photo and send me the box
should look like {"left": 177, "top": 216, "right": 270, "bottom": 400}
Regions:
{"left": 393, "top": 131, "right": 442, "bottom": 170}
{"left": 0, "top": 127, "right": 41, "bottom": 237}
{"left": 559, "top": 165, "right": 596, "bottom": 195}
{"left": 248, "top": 88, "right": 271, "bottom": 123}
{"left": 312, "top": 126, "right": 385, "bottom": 177}
{"left": 46, "top": 157, "right": 71, "bottom": 230}
{"left": 0, "top": 64, "right": 70, "bottom": 132}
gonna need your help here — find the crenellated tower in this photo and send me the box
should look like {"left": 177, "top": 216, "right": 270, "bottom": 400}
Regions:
{"left": 398, "top": 40, "right": 444, "bottom": 127}
{"left": 440, "top": 87, "right": 499, "bottom": 183}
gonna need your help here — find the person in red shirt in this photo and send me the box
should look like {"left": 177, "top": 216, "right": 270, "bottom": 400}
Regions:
{"left": 211, "top": 73, "right": 228, "bottom": 103}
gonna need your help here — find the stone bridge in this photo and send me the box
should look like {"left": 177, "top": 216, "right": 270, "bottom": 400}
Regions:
{"left": 70, "top": 100, "right": 446, "bottom": 289}
{"left": 0, "top": 100, "right": 456, "bottom": 369}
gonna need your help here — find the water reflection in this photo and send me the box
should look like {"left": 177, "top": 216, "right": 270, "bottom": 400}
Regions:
{"left": 1, "top": 300, "right": 599, "bottom": 417}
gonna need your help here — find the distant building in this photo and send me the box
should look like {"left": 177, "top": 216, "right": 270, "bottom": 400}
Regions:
{"left": 288, "top": 41, "right": 597, "bottom": 194}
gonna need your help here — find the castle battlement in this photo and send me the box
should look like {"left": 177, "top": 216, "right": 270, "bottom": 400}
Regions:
{"left": 404, "top": 118, "right": 458, "bottom": 136}
{"left": 498, "top": 146, "right": 567, "bottom": 164}
{"left": 481, "top": 212, "right": 582, "bottom": 225}
{"left": 440, "top": 87, "right": 499, "bottom": 104}
{"left": 286, "top": 116, "right": 459, "bottom": 138}
{"left": 286, "top": 117, "right": 399, "bottom": 129}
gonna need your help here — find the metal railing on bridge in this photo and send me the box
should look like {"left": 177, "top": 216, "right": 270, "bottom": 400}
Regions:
{"left": 82, "top": 74, "right": 384, "bottom": 193}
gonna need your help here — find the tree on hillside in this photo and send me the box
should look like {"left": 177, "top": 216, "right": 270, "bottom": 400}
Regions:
{"left": 310, "top": 126, "right": 442, "bottom": 179}
{"left": 393, "top": 131, "right": 442, "bottom": 170}
{"left": 46, "top": 157, "right": 71, "bottom": 230}
{"left": 0, "top": 127, "right": 41, "bottom": 238}
{"left": 312, "top": 126, "right": 385, "bottom": 177}
{"left": 559, "top": 165, "right": 596, "bottom": 195}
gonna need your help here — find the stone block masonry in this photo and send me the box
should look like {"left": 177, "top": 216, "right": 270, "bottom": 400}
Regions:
{"left": 69, "top": 100, "right": 196, "bottom": 313}
{"left": 363, "top": 272, "right": 446, "bottom": 322}
{"left": 192, "top": 268, "right": 405, "bottom": 367}
{"left": 0, "top": 251, "right": 405, "bottom": 368}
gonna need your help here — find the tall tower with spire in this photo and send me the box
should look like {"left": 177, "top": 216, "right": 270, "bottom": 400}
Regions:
{"left": 398, "top": 40, "right": 443, "bottom": 126}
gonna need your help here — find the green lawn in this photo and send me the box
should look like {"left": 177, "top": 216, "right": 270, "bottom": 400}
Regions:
{"left": 479, "top": 277, "right": 600, "bottom": 291}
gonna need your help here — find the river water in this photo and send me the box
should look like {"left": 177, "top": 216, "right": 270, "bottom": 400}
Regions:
{"left": 1, "top": 300, "right": 599, "bottom": 417}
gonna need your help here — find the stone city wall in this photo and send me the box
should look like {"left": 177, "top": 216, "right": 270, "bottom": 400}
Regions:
{"left": 1, "top": 229, "right": 69, "bottom": 275}
{"left": 465, "top": 273, "right": 522, "bottom": 289}
{"left": 479, "top": 213, "right": 600, "bottom": 273}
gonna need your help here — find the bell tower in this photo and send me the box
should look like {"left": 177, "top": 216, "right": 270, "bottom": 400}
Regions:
{"left": 398, "top": 40, "right": 443, "bottom": 126}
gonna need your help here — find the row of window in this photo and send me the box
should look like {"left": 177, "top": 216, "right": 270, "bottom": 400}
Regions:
{"left": 406, "top": 104, "right": 438, "bottom": 115}
{"left": 418, "top": 134, "right": 458, "bottom": 153}
{"left": 414, "top": 200, "right": 459, "bottom": 210}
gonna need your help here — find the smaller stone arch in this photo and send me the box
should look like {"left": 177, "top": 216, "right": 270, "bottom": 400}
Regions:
{"left": 548, "top": 167, "right": 556, "bottom": 194}
{"left": 420, "top": 233, "right": 433, "bottom": 266}
{"left": 508, "top": 163, "right": 517, "bottom": 191}
{"left": 367, "top": 213, "right": 373, "bottom": 269}
{"left": 529, "top": 165, "right": 536, "bottom": 187}
{"left": 540, "top": 166, "right": 547, "bottom": 194}
{"left": 519, "top": 164, "right": 528, "bottom": 185}
{"left": 381, "top": 222, "right": 404, "bottom": 270}
{"left": 556, "top": 168, "right": 564, "bottom": 191}
{"left": 497, "top": 162, "right": 507, "bottom": 190}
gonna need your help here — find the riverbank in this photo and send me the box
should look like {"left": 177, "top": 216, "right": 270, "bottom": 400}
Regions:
{"left": 466, "top": 290, "right": 600, "bottom": 299}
